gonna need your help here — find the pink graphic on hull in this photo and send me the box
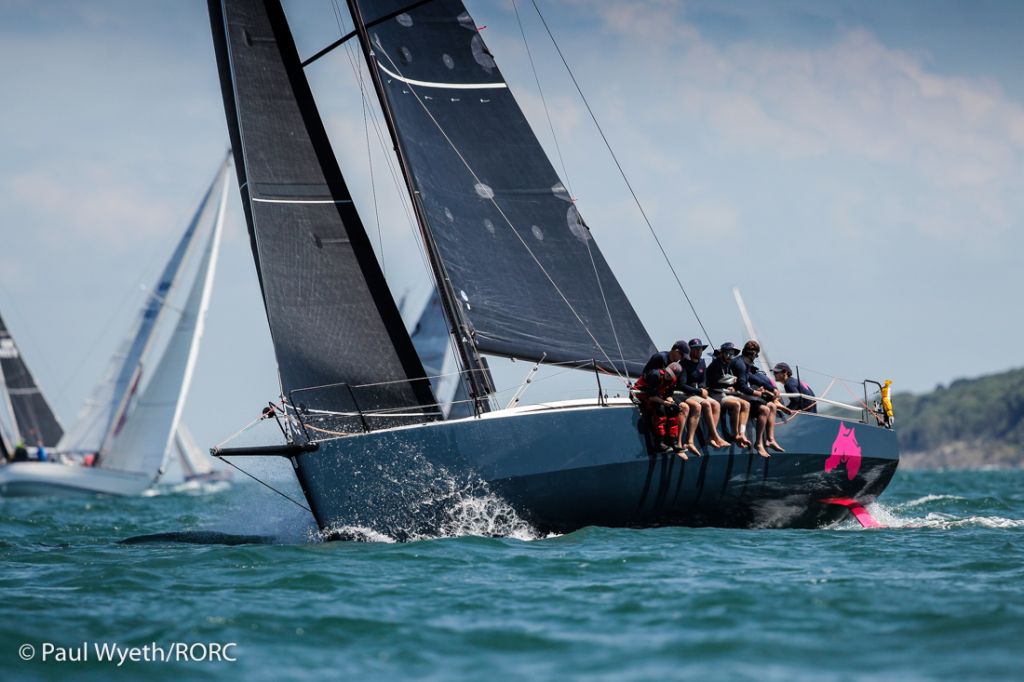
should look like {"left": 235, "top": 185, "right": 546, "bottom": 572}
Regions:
{"left": 825, "top": 422, "right": 862, "bottom": 480}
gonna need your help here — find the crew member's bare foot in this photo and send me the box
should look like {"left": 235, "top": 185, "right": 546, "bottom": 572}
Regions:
{"left": 768, "top": 440, "right": 786, "bottom": 452}
{"left": 737, "top": 435, "right": 753, "bottom": 448}
{"left": 711, "top": 437, "right": 730, "bottom": 448}
{"left": 685, "top": 442, "right": 702, "bottom": 457}
{"left": 757, "top": 444, "right": 771, "bottom": 458}
{"left": 675, "top": 450, "right": 689, "bottom": 461}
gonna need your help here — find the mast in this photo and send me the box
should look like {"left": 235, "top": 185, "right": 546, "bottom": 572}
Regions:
{"left": 342, "top": 0, "right": 494, "bottom": 414}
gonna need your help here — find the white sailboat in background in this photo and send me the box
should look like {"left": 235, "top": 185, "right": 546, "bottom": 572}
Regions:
{"left": 173, "top": 424, "right": 231, "bottom": 486}
{"left": 0, "top": 155, "right": 231, "bottom": 497}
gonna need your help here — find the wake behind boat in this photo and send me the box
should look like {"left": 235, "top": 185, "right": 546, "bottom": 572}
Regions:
{"left": 208, "top": 0, "right": 898, "bottom": 538}
{"left": 0, "top": 156, "right": 231, "bottom": 497}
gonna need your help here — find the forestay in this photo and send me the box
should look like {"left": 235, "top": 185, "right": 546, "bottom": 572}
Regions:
{"left": 352, "top": 0, "right": 655, "bottom": 376}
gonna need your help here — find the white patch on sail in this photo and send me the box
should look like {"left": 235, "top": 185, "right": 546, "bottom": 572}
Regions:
{"left": 251, "top": 198, "right": 353, "bottom": 204}
{"left": 376, "top": 61, "right": 506, "bottom": 90}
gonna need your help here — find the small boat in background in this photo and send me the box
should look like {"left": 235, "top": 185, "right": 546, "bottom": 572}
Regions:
{"left": 0, "top": 155, "right": 231, "bottom": 497}
{"left": 175, "top": 424, "right": 232, "bottom": 485}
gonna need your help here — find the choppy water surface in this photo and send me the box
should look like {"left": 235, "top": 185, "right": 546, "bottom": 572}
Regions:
{"left": 1, "top": 469, "right": 1022, "bottom": 681}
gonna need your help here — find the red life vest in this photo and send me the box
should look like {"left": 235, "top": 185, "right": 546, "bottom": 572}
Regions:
{"left": 634, "top": 368, "right": 675, "bottom": 398}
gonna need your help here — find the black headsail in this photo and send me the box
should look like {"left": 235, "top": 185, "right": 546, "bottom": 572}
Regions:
{"left": 209, "top": 0, "right": 437, "bottom": 424}
{"left": 0, "top": 311, "right": 64, "bottom": 447}
{"left": 347, "top": 0, "right": 656, "bottom": 376}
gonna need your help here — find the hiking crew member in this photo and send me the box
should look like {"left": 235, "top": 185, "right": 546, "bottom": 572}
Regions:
{"left": 677, "top": 338, "right": 729, "bottom": 449}
{"left": 741, "top": 341, "right": 784, "bottom": 454}
{"left": 633, "top": 358, "right": 688, "bottom": 458}
{"left": 772, "top": 362, "right": 818, "bottom": 413}
{"left": 705, "top": 342, "right": 753, "bottom": 449}
{"left": 728, "top": 341, "right": 771, "bottom": 458}
{"left": 640, "top": 340, "right": 686, "bottom": 375}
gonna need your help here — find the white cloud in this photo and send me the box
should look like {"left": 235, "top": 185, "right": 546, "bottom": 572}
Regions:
{"left": 559, "top": 2, "right": 1024, "bottom": 245}
{"left": 8, "top": 165, "right": 178, "bottom": 245}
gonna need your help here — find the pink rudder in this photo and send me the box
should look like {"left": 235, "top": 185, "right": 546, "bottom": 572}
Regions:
{"left": 826, "top": 423, "right": 863, "bottom": 480}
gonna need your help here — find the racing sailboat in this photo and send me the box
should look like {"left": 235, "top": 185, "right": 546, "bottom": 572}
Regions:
{"left": 0, "top": 156, "right": 230, "bottom": 496}
{"left": 210, "top": 0, "right": 898, "bottom": 537}
{"left": 0, "top": 310, "right": 64, "bottom": 457}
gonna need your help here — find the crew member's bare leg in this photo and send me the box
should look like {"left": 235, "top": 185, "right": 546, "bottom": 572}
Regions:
{"left": 732, "top": 398, "right": 753, "bottom": 448}
{"left": 683, "top": 397, "right": 703, "bottom": 456}
{"left": 766, "top": 402, "right": 785, "bottom": 452}
{"left": 705, "top": 399, "right": 729, "bottom": 447}
{"left": 755, "top": 404, "right": 770, "bottom": 458}
{"left": 673, "top": 402, "right": 690, "bottom": 460}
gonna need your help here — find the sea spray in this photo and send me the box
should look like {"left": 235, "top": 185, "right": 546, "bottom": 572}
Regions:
{"left": 313, "top": 439, "right": 540, "bottom": 542}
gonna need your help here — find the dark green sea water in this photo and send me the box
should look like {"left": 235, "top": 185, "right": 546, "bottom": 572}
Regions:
{"left": 2, "top": 469, "right": 1022, "bottom": 681}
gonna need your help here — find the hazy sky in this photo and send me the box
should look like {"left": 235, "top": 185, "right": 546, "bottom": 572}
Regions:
{"left": 1, "top": 0, "right": 1022, "bottom": 454}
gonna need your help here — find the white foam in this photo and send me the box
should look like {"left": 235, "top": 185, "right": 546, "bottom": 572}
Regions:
{"left": 902, "top": 494, "right": 966, "bottom": 508}
{"left": 419, "top": 492, "right": 540, "bottom": 541}
{"left": 313, "top": 525, "right": 398, "bottom": 543}
{"left": 896, "top": 513, "right": 1024, "bottom": 530}
{"left": 833, "top": 502, "right": 1024, "bottom": 531}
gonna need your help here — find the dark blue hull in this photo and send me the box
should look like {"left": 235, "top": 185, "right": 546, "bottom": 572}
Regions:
{"left": 288, "top": 402, "right": 899, "bottom": 538}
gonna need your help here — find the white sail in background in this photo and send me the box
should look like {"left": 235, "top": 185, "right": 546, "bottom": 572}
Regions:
{"left": 57, "top": 159, "right": 227, "bottom": 456}
{"left": 99, "top": 166, "right": 227, "bottom": 477}
{"left": 732, "top": 287, "right": 773, "bottom": 376}
{"left": 0, "top": 418, "right": 12, "bottom": 460}
{"left": 173, "top": 424, "right": 214, "bottom": 478}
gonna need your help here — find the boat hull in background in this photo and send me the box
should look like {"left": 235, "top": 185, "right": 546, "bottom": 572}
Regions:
{"left": 0, "top": 462, "right": 153, "bottom": 497}
{"left": 291, "top": 401, "right": 899, "bottom": 537}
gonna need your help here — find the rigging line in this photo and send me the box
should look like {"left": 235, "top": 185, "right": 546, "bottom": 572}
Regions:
{"left": 510, "top": 0, "right": 573, "bottom": 197}
{"left": 581, "top": 237, "right": 627, "bottom": 375}
{"left": 373, "top": 44, "right": 628, "bottom": 384}
{"left": 512, "top": 0, "right": 625, "bottom": 374}
{"left": 328, "top": 0, "right": 435, "bottom": 283}
{"left": 330, "top": 0, "right": 386, "bottom": 275}
{"left": 528, "top": 0, "right": 714, "bottom": 349}
{"left": 331, "top": 3, "right": 460, "bottom": 371}
{"left": 363, "top": 79, "right": 384, "bottom": 274}
{"left": 214, "top": 455, "right": 312, "bottom": 514}
{"left": 346, "top": 43, "right": 423, "bottom": 250}
{"left": 302, "top": 0, "right": 437, "bottom": 67}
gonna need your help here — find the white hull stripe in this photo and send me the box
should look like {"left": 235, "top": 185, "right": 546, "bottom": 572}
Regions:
{"left": 251, "top": 197, "right": 353, "bottom": 205}
{"left": 376, "top": 62, "right": 507, "bottom": 90}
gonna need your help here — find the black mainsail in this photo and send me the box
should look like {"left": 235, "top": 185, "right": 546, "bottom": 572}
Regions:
{"left": 348, "top": 0, "right": 655, "bottom": 376}
{"left": 0, "top": 311, "right": 64, "bottom": 447}
{"left": 209, "top": 0, "right": 437, "bottom": 419}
